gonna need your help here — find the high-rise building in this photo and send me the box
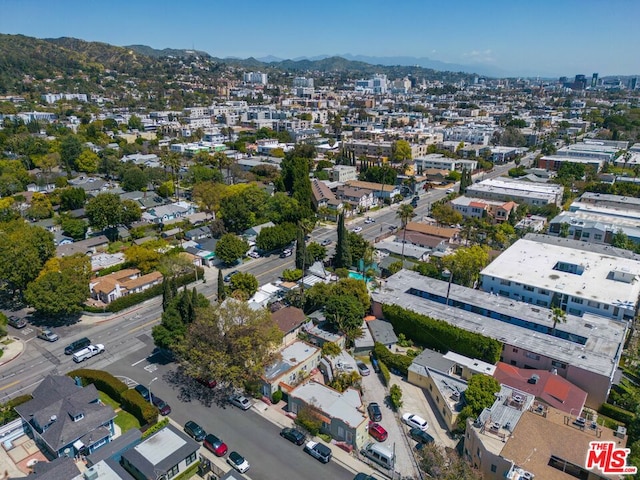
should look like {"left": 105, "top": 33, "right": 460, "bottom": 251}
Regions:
{"left": 591, "top": 73, "right": 599, "bottom": 88}
{"left": 243, "top": 72, "right": 268, "bottom": 85}
{"left": 629, "top": 77, "right": 637, "bottom": 90}
{"left": 573, "top": 74, "right": 587, "bottom": 90}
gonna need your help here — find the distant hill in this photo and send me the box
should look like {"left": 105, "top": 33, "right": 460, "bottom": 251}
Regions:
{"left": 126, "top": 44, "right": 211, "bottom": 59}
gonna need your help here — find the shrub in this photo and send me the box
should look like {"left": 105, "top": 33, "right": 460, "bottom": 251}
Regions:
{"left": 282, "top": 268, "right": 303, "bottom": 282}
{"left": 121, "top": 389, "right": 159, "bottom": 426}
{"left": 390, "top": 384, "right": 403, "bottom": 410}
{"left": 68, "top": 369, "right": 128, "bottom": 402}
{"left": 382, "top": 304, "right": 502, "bottom": 363}
{"left": 373, "top": 343, "right": 413, "bottom": 375}
{"left": 272, "top": 390, "right": 283, "bottom": 404}
{"left": 334, "top": 268, "right": 349, "bottom": 278}
{"left": 318, "top": 433, "right": 332, "bottom": 443}
{"left": 295, "top": 404, "right": 323, "bottom": 436}
{"left": 96, "top": 262, "right": 134, "bottom": 277}
{"left": 379, "top": 360, "right": 391, "bottom": 387}
{"left": 599, "top": 403, "right": 634, "bottom": 426}
{"left": 141, "top": 418, "right": 169, "bottom": 439}
{"left": 321, "top": 342, "right": 342, "bottom": 357}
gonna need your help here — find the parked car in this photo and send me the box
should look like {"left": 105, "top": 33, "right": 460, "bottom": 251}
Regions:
{"left": 370, "top": 357, "right": 381, "bottom": 373}
{"left": 387, "top": 225, "right": 397, "bottom": 231}
{"left": 151, "top": 394, "right": 172, "bottom": 415}
{"left": 368, "top": 402, "right": 382, "bottom": 422}
{"left": 247, "top": 251, "right": 260, "bottom": 259}
{"left": 352, "top": 226, "right": 362, "bottom": 233}
{"left": 7, "top": 316, "right": 27, "bottom": 329}
{"left": 65, "top": 337, "right": 91, "bottom": 355}
{"left": 229, "top": 394, "right": 252, "bottom": 410}
{"left": 368, "top": 422, "right": 388, "bottom": 442}
{"left": 184, "top": 421, "right": 206, "bottom": 442}
{"left": 134, "top": 384, "right": 150, "bottom": 401}
{"left": 204, "top": 433, "right": 228, "bottom": 457}
{"left": 320, "top": 239, "right": 332, "bottom": 246}
{"left": 196, "top": 377, "right": 217, "bottom": 389}
{"left": 446, "top": 188, "right": 455, "bottom": 193}
{"left": 280, "top": 427, "right": 306, "bottom": 445}
{"left": 227, "top": 451, "right": 250, "bottom": 473}
{"left": 356, "top": 361, "right": 371, "bottom": 376}
{"left": 223, "top": 270, "right": 240, "bottom": 282}
{"left": 354, "top": 474, "right": 377, "bottom": 480}
{"left": 364, "top": 217, "right": 375, "bottom": 224}
{"left": 409, "top": 427, "right": 434, "bottom": 445}
{"left": 280, "top": 249, "right": 293, "bottom": 258}
{"left": 402, "top": 413, "right": 428, "bottom": 431}
{"left": 304, "top": 440, "right": 332, "bottom": 463}
{"left": 37, "top": 328, "right": 58, "bottom": 342}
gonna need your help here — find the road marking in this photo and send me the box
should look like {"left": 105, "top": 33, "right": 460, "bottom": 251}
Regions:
{"left": 22, "top": 328, "right": 33, "bottom": 335}
{"left": 127, "top": 318, "right": 159, "bottom": 334}
{"left": 0, "top": 379, "right": 21, "bottom": 392}
{"left": 144, "top": 364, "right": 157, "bottom": 372}
{"left": 131, "top": 358, "right": 147, "bottom": 367}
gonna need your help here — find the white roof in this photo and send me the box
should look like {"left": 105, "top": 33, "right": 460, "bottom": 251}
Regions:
{"left": 135, "top": 427, "right": 185, "bottom": 465}
{"left": 291, "top": 382, "right": 366, "bottom": 428}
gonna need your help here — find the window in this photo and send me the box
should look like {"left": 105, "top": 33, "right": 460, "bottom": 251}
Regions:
{"left": 185, "top": 451, "right": 197, "bottom": 466}
{"left": 525, "top": 352, "right": 540, "bottom": 361}
{"left": 551, "top": 360, "right": 567, "bottom": 369}
{"left": 512, "top": 348, "right": 519, "bottom": 353}
{"left": 167, "top": 464, "right": 179, "bottom": 479}
{"left": 491, "top": 465, "right": 497, "bottom": 473}
{"left": 539, "top": 289, "right": 548, "bottom": 295}
{"left": 500, "top": 279, "right": 511, "bottom": 286}
{"left": 587, "top": 300, "right": 599, "bottom": 308}
{"left": 572, "top": 297, "right": 584, "bottom": 304}
{"left": 523, "top": 285, "right": 534, "bottom": 292}
{"left": 594, "top": 234, "right": 602, "bottom": 240}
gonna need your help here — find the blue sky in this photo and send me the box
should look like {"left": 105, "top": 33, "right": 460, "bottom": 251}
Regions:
{"left": 1, "top": 0, "right": 638, "bottom": 77}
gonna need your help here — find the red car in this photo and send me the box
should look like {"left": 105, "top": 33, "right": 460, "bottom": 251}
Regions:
{"left": 197, "top": 377, "right": 217, "bottom": 389}
{"left": 368, "top": 422, "right": 388, "bottom": 442}
{"left": 204, "top": 434, "right": 228, "bottom": 456}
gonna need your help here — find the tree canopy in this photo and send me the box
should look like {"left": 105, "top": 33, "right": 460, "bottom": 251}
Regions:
{"left": 215, "top": 233, "right": 249, "bottom": 265}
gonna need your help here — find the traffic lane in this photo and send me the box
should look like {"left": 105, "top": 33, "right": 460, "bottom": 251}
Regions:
{"left": 107, "top": 350, "right": 354, "bottom": 480}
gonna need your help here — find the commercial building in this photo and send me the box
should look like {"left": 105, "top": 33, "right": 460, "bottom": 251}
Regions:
{"left": 480, "top": 234, "right": 640, "bottom": 321}
{"left": 548, "top": 210, "right": 640, "bottom": 245}
{"left": 465, "top": 178, "right": 563, "bottom": 207}
{"left": 331, "top": 165, "right": 358, "bottom": 183}
{"left": 371, "top": 269, "right": 627, "bottom": 407}
{"left": 414, "top": 154, "right": 477, "bottom": 172}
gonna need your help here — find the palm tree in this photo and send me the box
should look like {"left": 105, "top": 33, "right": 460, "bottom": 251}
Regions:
{"left": 396, "top": 204, "right": 416, "bottom": 263}
{"left": 161, "top": 152, "right": 181, "bottom": 201}
{"left": 551, "top": 307, "right": 567, "bottom": 335}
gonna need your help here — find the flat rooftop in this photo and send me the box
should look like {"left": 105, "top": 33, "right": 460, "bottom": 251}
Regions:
{"left": 551, "top": 211, "right": 640, "bottom": 237}
{"left": 372, "top": 270, "right": 625, "bottom": 377}
{"left": 480, "top": 236, "right": 640, "bottom": 309}
{"left": 466, "top": 178, "right": 563, "bottom": 201}
{"left": 264, "top": 341, "right": 319, "bottom": 381}
{"left": 579, "top": 192, "right": 640, "bottom": 210}
{"left": 541, "top": 154, "right": 606, "bottom": 165}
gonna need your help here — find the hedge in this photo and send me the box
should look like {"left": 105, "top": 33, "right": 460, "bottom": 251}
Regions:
{"left": 141, "top": 418, "right": 169, "bottom": 439}
{"left": 599, "top": 403, "right": 634, "bottom": 426}
{"left": 121, "top": 389, "right": 159, "bottom": 426}
{"left": 381, "top": 304, "right": 502, "bottom": 363}
{"left": 97, "top": 262, "right": 134, "bottom": 277}
{"left": 85, "top": 269, "right": 203, "bottom": 314}
{"left": 373, "top": 343, "right": 413, "bottom": 376}
{"left": 68, "top": 369, "right": 128, "bottom": 402}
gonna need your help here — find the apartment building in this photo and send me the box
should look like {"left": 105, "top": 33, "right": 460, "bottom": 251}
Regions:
{"left": 480, "top": 234, "right": 640, "bottom": 321}
{"left": 414, "top": 153, "right": 478, "bottom": 172}
{"left": 331, "top": 165, "right": 358, "bottom": 183}
{"left": 450, "top": 196, "right": 517, "bottom": 223}
{"left": 548, "top": 210, "right": 640, "bottom": 244}
{"left": 465, "top": 178, "right": 564, "bottom": 207}
{"left": 342, "top": 140, "right": 430, "bottom": 160}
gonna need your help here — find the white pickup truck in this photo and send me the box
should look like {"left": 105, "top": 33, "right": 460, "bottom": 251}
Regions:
{"left": 303, "top": 440, "right": 332, "bottom": 463}
{"left": 73, "top": 344, "right": 105, "bottom": 363}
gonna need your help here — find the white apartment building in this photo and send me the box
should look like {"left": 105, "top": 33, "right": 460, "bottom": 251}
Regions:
{"left": 293, "top": 77, "right": 314, "bottom": 88}
{"left": 355, "top": 74, "right": 388, "bottom": 94}
{"left": 243, "top": 71, "right": 268, "bottom": 84}
{"left": 414, "top": 154, "right": 478, "bottom": 172}
{"left": 42, "top": 93, "right": 88, "bottom": 103}
{"left": 548, "top": 210, "right": 640, "bottom": 244}
{"left": 442, "top": 124, "right": 496, "bottom": 145}
{"left": 331, "top": 165, "right": 358, "bottom": 183}
{"left": 480, "top": 234, "right": 640, "bottom": 321}
{"left": 465, "top": 178, "right": 564, "bottom": 207}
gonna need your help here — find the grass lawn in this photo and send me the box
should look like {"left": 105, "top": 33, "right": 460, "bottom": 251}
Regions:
{"left": 98, "top": 391, "right": 120, "bottom": 410}
{"left": 115, "top": 410, "right": 141, "bottom": 432}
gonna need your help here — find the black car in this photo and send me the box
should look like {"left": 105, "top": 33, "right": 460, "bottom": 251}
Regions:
{"left": 7, "top": 316, "right": 27, "bottom": 329}
{"left": 64, "top": 337, "right": 91, "bottom": 355}
{"left": 280, "top": 427, "right": 306, "bottom": 445}
{"left": 134, "top": 384, "right": 150, "bottom": 401}
{"left": 368, "top": 402, "right": 382, "bottom": 422}
{"left": 354, "top": 474, "right": 378, "bottom": 480}
{"left": 184, "top": 421, "right": 206, "bottom": 442}
{"left": 410, "top": 427, "right": 435, "bottom": 445}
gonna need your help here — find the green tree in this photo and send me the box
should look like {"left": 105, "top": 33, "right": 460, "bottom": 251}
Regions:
{"left": 396, "top": 203, "right": 416, "bottom": 262}
{"left": 120, "top": 166, "right": 149, "bottom": 192}
{"left": 60, "top": 135, "right": 82, "bottom": 172}
{"left": 24, "top": 254, "right": 91, "bottom": 317}
{"left": 85, "top": 193, "right": 123, "bottom": 231}
{"left": 219, "top": 185, "right": 269, "bottom": 233}
{"left": 229, "top": 272, "right": 258, "bottom": 299}
{"left": 75, "top": 149, "right": 99, "bottom": 173}
{"left": 441, "top": 245, "right": 489, "bottom": 288}
{"left": 457, "top": 374, "right": 501, "bottom": 430}
{"left": 59, "top": 187, "right": 87, "bottom": 211}
{"left": 321, "top": 342, "right": 342, "bottom": 357}
{"left": 612, "top": 230, "right": 632, "bottom": 250}
{"left": 121, "top": 199, "right": 142, "bottom": 226}
{"left": 193, "top": 182, "right": 227, "bottom": 219}
{"left": 306, "top": 242, "right": 327, "bottom": 263}
{"left": 128, "top": 115, "right": 144, "bottom": 131}
{"left": 459, "top": 168, "right": 472, "bottom": 194}
{"left": 124, "top": 244, "right": 162, "bottom": 273}
{"left": 26, "top": 192, "right": 53, "bottom": 220}
{"left": 281, "top": 153, "right": 313, "bottom": 216}
{"left": 389, "top": 384, "right": 403, "bottom": 410}
{"left": 59, "top": 216, "right": 88, "bottom": 240}
{"left": 177, "top": 300, "right": 283, "bottom": 389}
{"left": 217, "top": 269, "right": 225, "bottom": 302}
{"left": 431, "top": 203, "right": 463, "bottom": 226}
{"left": 295, "top": 227, "right": 306, "bottom": 270}
{"left": 391, "top": 139, "right": 412, "bottom": 163}
{"left": 266, "top": 192, "right": 303, "bottom": 224}
{"left": 255, "top": 223, "right": 297, "bottom": 252}
{"left": 156, "top": 181, "right": 174, "bottom": 198}
{"left": 282, "top": 268, "right": 304, "bottom": 282}
{"left": 325, "top": 295, "right": 365, "bottom": 343}
{"left": 215, "top": 234, "right": 249, "bottom": 264}
{"left": 334, "top": 212, "right": 352, "bottom": 268}
{"left": 551, "top": 307, "right": 567, "bottom": 334}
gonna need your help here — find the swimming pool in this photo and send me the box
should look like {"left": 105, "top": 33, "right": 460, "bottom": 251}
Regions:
{"left": 348, "top": 271, "right": 370, "bottom": 282}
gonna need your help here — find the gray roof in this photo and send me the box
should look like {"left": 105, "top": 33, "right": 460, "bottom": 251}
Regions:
{"left": 121, "top": 424, "right": 199, "bottom": 478}
{"left": 12, "top": 457, "right": 80, "bottom": 480}
{"left": 367, "top": 319, "right": 398, "bottom": 346}
{"left": 410, "top": 348, "right": 456, "bottom": 374}
{"left": 86, "top": 427, "right": 141, "bottom": 466}
{"left": 15, "top": 375, "right": 116, "bottom": 454}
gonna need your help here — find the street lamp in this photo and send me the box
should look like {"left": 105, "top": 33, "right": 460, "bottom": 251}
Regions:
{"left": 149, "top": 377, "right": 158, "bottom": 405}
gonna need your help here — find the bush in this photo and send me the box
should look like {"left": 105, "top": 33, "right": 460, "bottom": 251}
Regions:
{"left": 121, "top": 389, "right": 159, "bottom": 426}
{"left": 599, "top": 403, "right": 634, "bottom": 426}
{"left": 373, "top": 343, "right": 413, "bottom": 375}
{"left": 0, "top": 394, "right": 33, "bottom": 426}
{"left": 282, "top": 268, "right": 303, "bottom": 282}
{"left": 379, "top": 360, "right": 391, "bottom": 387}
{"left": 272, "top": 390, "right": 283, "bottom": 404}
{"left": 141, "top": 418, "right": 169, "bottom": 439}
{"left": 390, "top": 384, "right": 403, "bottom": 410}
{"left": 382, "top": 304, "right": 502, "bottom": 363}
{"left": 68, "top": 369, "right": 128, "bottom": 402}
{"left": 96, "top": 262, "right": 134, "bottom": 277}
{"left": 295, "top": 405, "right": 322, "bottom": 436}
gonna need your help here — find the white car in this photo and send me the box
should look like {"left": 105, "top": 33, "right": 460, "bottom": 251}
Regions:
{"left": 229, "top": 394, "right": 252, "bottom": 410}
{"left": 352, "top": 226, "right": 363, "bottom": 233}
{"left": 247, "top": 251, "right": 260, "bottom": 259}
{"left": 227, "top": 451, "right": 250, "bottom": 473}
{"left": 364, "top": 217, "right": 375, "bottom": 224}
{"left": 403, "top": 413, "right": 428, "bottom": 431}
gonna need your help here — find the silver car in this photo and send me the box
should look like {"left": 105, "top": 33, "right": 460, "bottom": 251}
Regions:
{"left": 229, "top": 394, "right": 252, "bottom": 410}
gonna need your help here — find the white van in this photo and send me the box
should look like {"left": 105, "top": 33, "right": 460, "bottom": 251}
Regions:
{"left": 73, "top": 344, "right": 105, "bottom": 363}
{"left": 361, "top": 442, "right": 395, "bottom": 470}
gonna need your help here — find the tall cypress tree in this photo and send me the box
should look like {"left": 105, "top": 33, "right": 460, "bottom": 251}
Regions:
{"left": 217, "top": 269, "right": 225, "bottom": 302}
{"left": 161, "top": 278, "right": 172, "bottom": 311}
{"left": 295, "top": 227, "right": 306, "bottom": 270}
{"left": 334, "top": 212, "right": 352, "bottom": 268}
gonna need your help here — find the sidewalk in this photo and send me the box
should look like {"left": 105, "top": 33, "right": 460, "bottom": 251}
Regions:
{"left": 0, "top": 336, "right": 24, "bottom": 368}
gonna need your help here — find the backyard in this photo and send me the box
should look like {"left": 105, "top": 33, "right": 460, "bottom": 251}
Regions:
{"left": 98, "top": 391, "right": 141, "bottom": 432}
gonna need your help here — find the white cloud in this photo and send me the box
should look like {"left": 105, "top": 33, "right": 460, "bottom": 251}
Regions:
{"left": 462, "top": 49, "right": 496, "bottom": 63}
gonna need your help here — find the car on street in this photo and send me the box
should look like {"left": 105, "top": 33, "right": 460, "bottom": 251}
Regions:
{"left": 204, "top": 433, "right": 228, "bottom": 457}
{"left": 227, "top": 451, "right": 250, "bottom": 473}
{"left": 320, "top": 239, "right": 332, "bottom": 246}
{"left": 402, "top": 413, "right": 428, "bottom": 431}
{"left": 367, "top": 402, "right": 382, "bottom": 422}
{"left": 280, "top": 427, "right": 306, "bottom": 445}
{"left": 364, "top": 217, "right": 375, "bottom": 224}
{"left": 368, "top": 423, "right": 388, "bottom": 442}
{"left": 184, "top": 421, "right": 206, "bottom": 442}
{"left": 409, "top": 427, "right": 434, "bottom": 445}
{"left": 223, "top": 270, "right": 240, "bottom": 282}
{"left": 37, "top": 328, "right": 59, "bottom": 342}
{"left": 72, "top": 344, "right": 105, "bottom": 363}
{"left": 196, "top": 377, "right": 217, "bottom": 389}
{"left": 7, "top": 316, "right": 27, "bottom": 329}
{"left": 387, "top": 225, "right": 397, "bottom": 231}
{"left": 229, "top": 394, "right": 252, "bottom": 410}
{"left": 354, "top": 474, "right": 377, "bottom": 480}
{"left": 280, "top": 249, "right": 293, "bottom": 258}
{"left": 134, "top": 384, "right": 150, "bottom": 401}
{"left": 65, "top": 337, "right": 91, "bottom": 355}
{"left": 151, "top": 394, "right": 172, "bottom": 415}
{"left": 304, "top": 440, "right": 332, "bottom": 463}
{"left": 356, "top": 361, "right": 370, "bottom": 376}
{"left": 446, "top": 188, "right": 455, "bottom": 193}
{"left": 247, "top": 251, "right": 260, "bottom": 259}
{"left": 352, "top": 226, "right": 362, "bottom": 233}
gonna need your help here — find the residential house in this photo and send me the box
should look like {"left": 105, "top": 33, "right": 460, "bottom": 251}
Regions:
{"left": 311, "top": 178, "right": 343, "bottom": 218}
{"left": 345, "top": 180, "right": 401, "bottom": 201}
{"left": 15, "top": 375, "right": 116, "bottom": 459}
{"left": 271, "top": 306, "right": 307, "bottom": 346}
{"left": 303, "top": 311, "right": 346, "bottom": 349}
{"left": 243, "top": 221, "right": 275, "bottom": 241}
{"left": 422, "top": 168, "right": 451, "bottom": 185}
{"left": 11, "top": 457, "right": 81, "bottom": 480}
{"left": 120, "top": 424, "right": 200, "bottom": 480}
{"left": 514, "top": 214, "right": 547, "bottom": 233}
{"left": 185, "top": 226, "right": 212, "bottom": 242}
{"left": 374, "top": 240, "right": 430, "bottom": 261}
{"left": 56, "top": 235, "right": 109, "bottom": 258}
{"left": 261, "top": 341, "right": 321, "bottom": 398}
{"left": 90, "top": 269, "right": 163, "bottom": 304}
{"left": 451, "top": 197, "right": 517, "bottom": 224}
{"left": 404, "top": 222, "right": 460, "bottom": 241}
{"left": 142, "top": 201, "right": 197, "bottom": 225}
{"left": 288, "top": 381, "right": 368, "bottom": 449}
{"left": 395, "top": 230, "right": 449, "bottom": 255}
{"left": 335, "top": 185, "right": 375, "bottom": 212}
{"left": 366, "top": 319, "right": 398, "bottom": 349}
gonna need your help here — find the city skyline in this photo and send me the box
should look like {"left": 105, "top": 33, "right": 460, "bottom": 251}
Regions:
{"left": 1, "top": 0, "right": 639, "bottom": 77}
